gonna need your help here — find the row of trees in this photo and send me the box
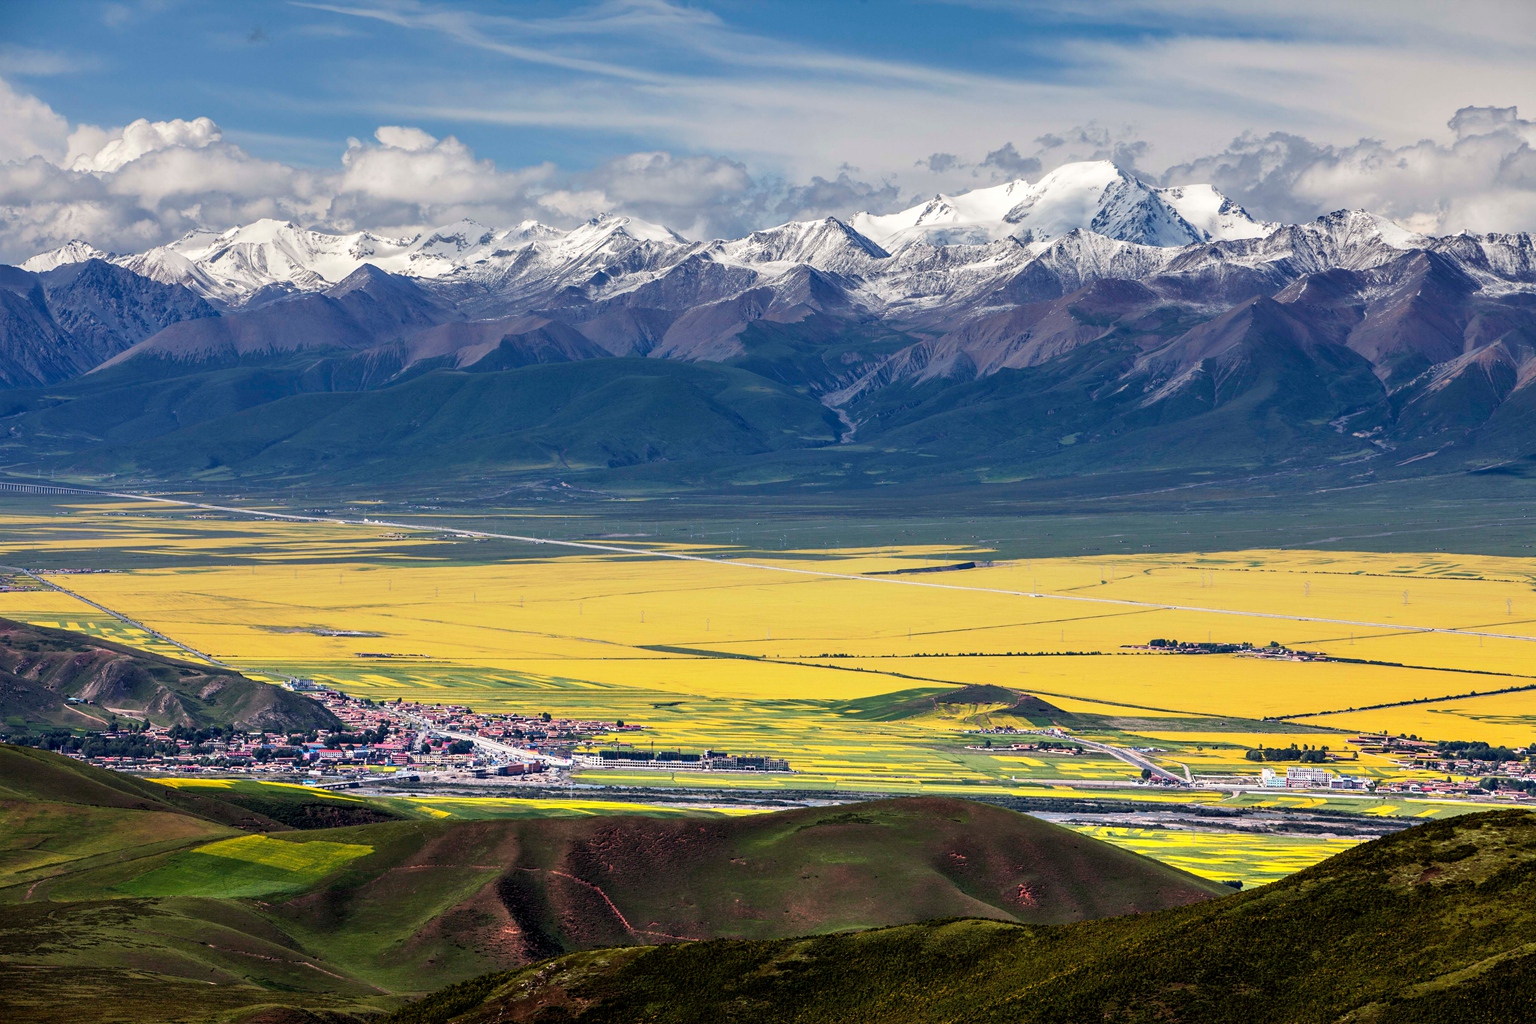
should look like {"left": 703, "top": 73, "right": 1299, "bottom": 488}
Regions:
{"left": 1437, "top": 739, "right": 1523, "bottom": 762}
{"left": 1245, "top": 744, "right": 1330, "bottom": 763}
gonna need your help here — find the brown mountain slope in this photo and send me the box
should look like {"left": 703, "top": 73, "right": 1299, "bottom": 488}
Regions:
{"left": 0, "top": 617, "right": 340, "bottom": 732}
{"left": 251, "top": 797, "right": 1227, "bottom": 994}
{"left": 383, "top": 810, "right": 1536, "bottom": 1024}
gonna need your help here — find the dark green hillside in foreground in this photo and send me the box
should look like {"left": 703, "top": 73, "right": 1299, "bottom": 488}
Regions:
{"left": 0, "top": 745, "right": 1223, "bottom": 1023}
{"left": 390, "top": 809, "right": 1536, "bottom": 1024}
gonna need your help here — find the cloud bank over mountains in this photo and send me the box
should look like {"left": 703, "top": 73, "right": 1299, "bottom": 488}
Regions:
{"left": 1, "top": 69, "right": 1534, "bottom": 263}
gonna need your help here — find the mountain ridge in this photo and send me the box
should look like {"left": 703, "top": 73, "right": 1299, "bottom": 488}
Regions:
{"left": 4, "top": 161, "right": 1536, "bottom": 491}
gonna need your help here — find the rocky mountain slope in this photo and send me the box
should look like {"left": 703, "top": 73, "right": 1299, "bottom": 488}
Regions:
{"left": 4, "top": 161, "right": 1536, "bottom": 490}
{"left": 0, "top": 260, "right": 216, "bottom": 387}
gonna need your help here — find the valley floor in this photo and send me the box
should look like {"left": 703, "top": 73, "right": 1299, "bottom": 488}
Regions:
{"left": 2, "top": 485, "right": 1533, "bottom": 884}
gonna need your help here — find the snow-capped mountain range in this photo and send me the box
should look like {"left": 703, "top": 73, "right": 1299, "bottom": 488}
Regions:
{"left": 21, "top": 161, "right": 1283, "bottom": 309}
{"left": 5, "top": 158, "right": 1536, "bottom": 487}
{"left": 15, "top": 159, "right": 1534, "bottom": 354}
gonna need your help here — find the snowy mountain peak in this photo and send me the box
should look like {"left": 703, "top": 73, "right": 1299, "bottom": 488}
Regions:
{"left": 1312, "top": 209, "right": 1427, "bottom": 251}
{"left": 714, "top": 217, "right": 888, "bottom": 271}
{"left": 1155, "top": 184, "right": 1271, "bottom": 242}
{"left": 9, "top": 164, "right": 1470, "bottom": 314}
{"left": 573, "top": 213, "right": 687, "bottom": 247}
{"left": 19, "top": 240, "right": 112, "bottom": 273}
{"left": 850, "top": 161, "right": 1264, "bottom": 251}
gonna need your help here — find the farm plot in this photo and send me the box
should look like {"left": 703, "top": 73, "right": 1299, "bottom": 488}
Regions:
{"left": 3, "top": 501, "right": 1535, "bottom": 788}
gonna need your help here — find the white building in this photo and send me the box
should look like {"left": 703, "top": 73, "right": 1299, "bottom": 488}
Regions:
{"left": 1286, "top": 766, "right": 1333, "bottom": 788}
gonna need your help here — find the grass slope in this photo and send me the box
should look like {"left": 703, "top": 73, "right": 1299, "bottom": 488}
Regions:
{"left": 0, "top": 617, "right": 341, "bottom": 732}
{"left": 387, "top": 809, "right": 1536, "bottom": 1024}
{"left": 0, "top": 744, "right": 283, "bottom": 830}
{"left": 51, "top": 358, "right": 841, "bottom": 485}
{"left": 0, "top": 747, "right": 1231, "bottom": 1022}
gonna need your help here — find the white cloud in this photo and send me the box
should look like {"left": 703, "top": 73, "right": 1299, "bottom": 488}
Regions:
{"left": 565, "top": 152, "right": 756, "bottom": 238}
{"left": 303, "top": 0, "right": 1535, "bottom": 192}
{"left": 0, "top": 45, "right": 96, "bottom": 77}
{"left": 371, "top": 125, "right": 438, "bottom": 152}
{"left": 69, "top": 116, "right": 222, "bottom": 173}
{"left": 0, "top": 77, "right": 70, "bottom": 164}
{"left": 1163, "top": 106, "right": 1536, "bottom": 234}
{"left": 327, "top": 126, "right": 553, "bottom": 230}
{"left": 1, "top": 66, "right": 1535, "bottom": 265}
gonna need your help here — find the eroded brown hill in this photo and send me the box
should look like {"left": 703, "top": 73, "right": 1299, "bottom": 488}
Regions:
{"left": 0, "top": 617, "right": 340, "bottom": 732}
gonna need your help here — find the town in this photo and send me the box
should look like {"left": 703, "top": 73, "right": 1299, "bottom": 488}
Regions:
{"left": 22, "top": 679, "right": 632, "bottom": 782}
{"left": 16, "top": 679, "right": 795, "bottom": 783}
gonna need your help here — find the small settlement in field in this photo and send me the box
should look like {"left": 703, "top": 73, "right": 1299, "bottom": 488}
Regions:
{"left": 25, "top": 679, "right": 795, "bottom": 785}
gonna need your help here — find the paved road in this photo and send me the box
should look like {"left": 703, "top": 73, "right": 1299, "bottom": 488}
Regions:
{"left": 0, "top": 563, "right": 230, "bottom": 668}
{"left": 402, "top": 712, "right": 573, "bottom": 767}
{"left": 1033, "top": 728, "right": 1187, "bottom": 785}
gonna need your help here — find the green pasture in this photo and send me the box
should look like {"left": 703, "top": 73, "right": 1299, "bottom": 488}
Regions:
{"left": 0, "top": 800, "right": 235, "bottom": 899}
{"left": 116, "top": 834, "right": 374, "bottom": 898}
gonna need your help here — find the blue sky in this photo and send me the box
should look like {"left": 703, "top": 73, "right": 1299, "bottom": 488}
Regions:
{"left": 1, "top": 1, "right": 1534, "bottom": 258}
{"left": 7, "top": 0, "right": 1530, "bottom": 172}
{"left": 1, "top": 2, "right": 1282, "bottom": 168}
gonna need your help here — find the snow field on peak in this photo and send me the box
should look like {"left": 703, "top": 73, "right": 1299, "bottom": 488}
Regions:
{"left": 848, "top": 161, "right": 1264, "bottom": 251}
{"left": 1155, "top": 184, "right": 1271, "bottom": 242}
{"left": 20, "top": 240, "right": 112, "bottom": 273}
{"left": 17, "top": 161, "right": 1527, "bottom": 319}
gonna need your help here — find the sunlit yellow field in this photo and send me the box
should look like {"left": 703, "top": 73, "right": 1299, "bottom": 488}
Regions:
{"left": 3, "top": 500, "right": 1534, "bottom": 798}
{"left": 1060, "top": 826, "right": 1362, "bottom": 887}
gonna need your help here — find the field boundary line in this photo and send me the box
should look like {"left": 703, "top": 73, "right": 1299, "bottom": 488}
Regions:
{"left": 12, "top": 484, "right": 1536, "bottom": 646}
{"left": 1277, "top": 681, "right": 1536, "bottom": 720}
{"left": 0, "top": 563, "right": 230, "bottom": 668}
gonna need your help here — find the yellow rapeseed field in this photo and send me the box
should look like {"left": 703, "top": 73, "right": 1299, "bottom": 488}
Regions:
{"left": 2, "top": 502, "right": 1534, "bottom": 785}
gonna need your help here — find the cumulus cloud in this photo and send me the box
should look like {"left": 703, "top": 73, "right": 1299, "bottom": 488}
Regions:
{"left": 561, "top": 152, "right": 757, "bottom": 237}
{"left": 69, "top": 116, "right": 222, "bottom": 173}
{"left": 0, "top": 84, "right": 558, "bottom": 261}
{"left": 775, "top": 172, "right": 902, "bottom": 226}
{"left": 370, "top": 125, "right": 439, "bottom": 152}
{"left": 2, "top": 72, "right": 1536, "bottom": 264}
{"left": 1162, "top": 105, "right": 1536, "bottom": 234}
{"left": 329, "top": 126, "right": 552, "bottom": 228}
{"left": 0, "top": 77, "right": 70, "bottom": 164}
{"left": 980, "top": 144, "right": 1039, "bottom": 178}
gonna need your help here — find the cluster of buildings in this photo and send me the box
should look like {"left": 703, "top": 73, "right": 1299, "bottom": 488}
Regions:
{"left": 1258, "top": 766, "right": 1372, "bottom": 790}
{"left": 54, "top": 681, "right": 635, "bottom": 779}
{"left": 572, "top": 747, "right": 792, "bottom": 773}
{"left": 40, "top": 676, "right": 806, "bottom": 783}
{"left": 964, "top": 740, "right": 1084, "bottom": 755}
{"left": 1130, "top": 639, "right": 1330, "bottom": 662}
{"left": 298, "top": 680, "right": 637, "bottom": 758}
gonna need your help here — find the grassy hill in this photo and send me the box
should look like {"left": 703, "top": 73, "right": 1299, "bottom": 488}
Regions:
{"left": 0, "top": 746, "right": 1228, "bottom": 1023}
{"left": 0, "top": 743, "right": 406, "bottom": 849}
{"left": 2, "top": 356, "right": 843, "bottom": 488}
{"left": 0, "top": 617, "right": 341, "bottom": 733}
{"left": 384, "top": 809, "right": 1536, "bottom": 1024}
